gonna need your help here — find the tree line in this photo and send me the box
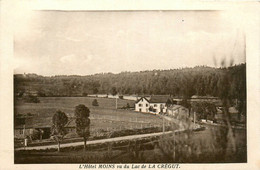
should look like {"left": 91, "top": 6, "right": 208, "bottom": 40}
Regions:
{"left": 14, "top": 64, "right": 246, "bottom": 102}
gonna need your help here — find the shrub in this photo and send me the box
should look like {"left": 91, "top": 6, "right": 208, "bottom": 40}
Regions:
{"left": 92, "top": 99, "right": 99, "bottom": 106}
{"left": 82, "top": 92, "right": 88, "bottom": 97}
{"left": 29, "top": 129, "right": 40, "bottom": 140}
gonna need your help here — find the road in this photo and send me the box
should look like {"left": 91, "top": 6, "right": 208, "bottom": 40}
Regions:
{"left": 16, "top": 115, "right": 202, "bottom": 151}
{"left": 15, "top": 131, "right": 175, "bottom": 151}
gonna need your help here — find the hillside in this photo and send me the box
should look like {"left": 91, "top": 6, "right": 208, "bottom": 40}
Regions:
{"left": 14, "top": 64, "right": 246, "bottom": 101}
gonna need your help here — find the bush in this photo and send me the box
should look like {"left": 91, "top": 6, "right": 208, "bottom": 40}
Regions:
{"left": 120, "top": 103, "right": 130, "bottom": 110}
{"left": 29, "top": 129, "right": 40, "bottom": 140}
{"left": 82, "top": 92, "right": 88, "bottom": 97}
{"left": 92, "top": 99, "right": 99, "bottom": 106}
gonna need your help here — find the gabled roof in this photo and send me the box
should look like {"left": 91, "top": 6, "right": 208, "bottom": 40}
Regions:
{"left": 135, "top": 97, "right": 149, "bottom": 104}
{"left": 149, "top": 95, "right": 172, "bottom": 103}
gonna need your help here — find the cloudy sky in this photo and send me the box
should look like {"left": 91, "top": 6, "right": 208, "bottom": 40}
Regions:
{"left": 14, "top": 10, "right": 246, "bottom": 76}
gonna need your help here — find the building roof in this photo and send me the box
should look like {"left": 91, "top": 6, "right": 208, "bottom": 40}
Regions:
{"left": 149, "top": 95, "right": 172, "bottom": 103}
{"left": 135, "top": 97, "right": 150, "bottom": 104}
{"left": 191, "top": 95, "right": 219, "bottom": 99}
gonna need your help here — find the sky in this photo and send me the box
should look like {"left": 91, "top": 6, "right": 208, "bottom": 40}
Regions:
{"left": 14, "top": 10, "right": 246, "bottom": 76}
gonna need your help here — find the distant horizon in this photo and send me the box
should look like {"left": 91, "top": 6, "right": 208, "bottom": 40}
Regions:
{"left": 14, "top": 62, "right": 246, "bottom": 77}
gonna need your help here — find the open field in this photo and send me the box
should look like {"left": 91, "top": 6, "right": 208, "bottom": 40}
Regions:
{"left": 14, "top": 97, "right": 246, "bottom": 163}
{"left": 15, "top": 97, "right": 136, "bottom": 116}
{"left": 14, "top": 97, "right": 165, "bottom": 142}
{"left": 15, "top": 96, "right": 163, "bottom": 122}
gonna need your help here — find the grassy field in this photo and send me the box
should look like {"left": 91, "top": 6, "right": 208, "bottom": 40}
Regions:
{"left": 15, "top": 96, "right": 136, "bottom": 116}
{"left": 15, "top": 97, "right": 164, "bottom": 139}
{"left": 14, "top": 97, "right": 246, "bottom": 163}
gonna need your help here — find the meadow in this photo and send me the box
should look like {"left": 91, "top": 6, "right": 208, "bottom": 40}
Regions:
{"left": 15, "top": 97, "right": 165, "bottom": 140}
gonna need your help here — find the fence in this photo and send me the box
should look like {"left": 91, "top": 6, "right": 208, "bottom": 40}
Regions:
{"left": 89, "top": 114, "right": 173, "bottom": 137}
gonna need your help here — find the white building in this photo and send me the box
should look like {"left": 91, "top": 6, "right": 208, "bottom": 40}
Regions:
{"left": 135, "top": 97, "right": 150, "bottom": 113}
{"left": 166, "top": 105, "right": 189, "bottom": 119}
{"left": 135, "top": 96, "right": 174, "bottom": 114}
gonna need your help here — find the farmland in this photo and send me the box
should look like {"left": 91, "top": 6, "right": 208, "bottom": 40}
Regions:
{"left": 14, "top": 97, "right": 165, "bottom": 140}
{"left": 14, "top": 96, "right": 246, "bottom": 163}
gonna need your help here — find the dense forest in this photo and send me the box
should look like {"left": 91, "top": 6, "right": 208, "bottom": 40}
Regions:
{"left": 14, "top": 64, "right": 246, "bottom": 102}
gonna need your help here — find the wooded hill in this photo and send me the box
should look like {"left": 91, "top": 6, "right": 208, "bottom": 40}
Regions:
{"left": 14, "top": 64, "right": 246, "bottom": 102}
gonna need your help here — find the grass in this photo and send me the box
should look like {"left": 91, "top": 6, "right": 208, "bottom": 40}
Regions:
{"left": 14, "top": 97, "right": 246, "bottom": 163}
{"left": 14, "top": 124, "right": 246, "bottom": 163}
{"left": 14, "top": 97, "right": 164, "bottom": 146}
{"left": 15, "top": 96, "right": 135, "bottom": 116}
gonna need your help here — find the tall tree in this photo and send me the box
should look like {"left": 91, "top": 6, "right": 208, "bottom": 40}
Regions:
{"left": 75, "top": 104, "right": 90, "bottom": 151}
{"left": 191, "top": 102, "right": 217, "bottom": 121}
{"left": 111, "top": 87, "right": 117, "bottom": 96}
{"left": 51, "top": 110, "right": 68, "bottom": 152}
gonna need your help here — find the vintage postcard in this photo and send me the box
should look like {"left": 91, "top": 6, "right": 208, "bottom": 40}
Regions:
{"left": 0, "top": 0, "right": 259, "bottom": 170}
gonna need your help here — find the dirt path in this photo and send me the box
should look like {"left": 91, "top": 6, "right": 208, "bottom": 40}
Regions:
{"left": 15, "top": 131, "right": 174, "bottom": 151}
{"left": 16, "top": 115, "right": 202, "bottom": 151}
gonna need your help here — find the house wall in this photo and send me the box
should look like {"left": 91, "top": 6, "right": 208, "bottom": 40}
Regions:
{"left": 167, "top": 107, "right": 189, "bottom": 119}
{"left": 149, "top": 103, "right": 167, "bottom": 114}
{"left": 167, "top": 109, "right": 179, "bottom": 117}
{"left": 135, "top": 98, "right": 150, "bottom": 113}
{"left": 135, "top": 98, "right": 169, "bottom": 114}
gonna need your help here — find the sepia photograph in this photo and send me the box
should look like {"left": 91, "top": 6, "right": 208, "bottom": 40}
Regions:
{"left": 12, "top": 9, "right": 248, "bottom": 164}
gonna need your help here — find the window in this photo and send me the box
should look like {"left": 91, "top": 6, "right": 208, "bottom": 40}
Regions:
{"left": 146, "top": 104, "right": 148, "bottom": 107}
{"left": 139, "top": 104, "right": 142, "bottom": 107}
{"left": 154, "top": 104, "right": 157, "bottom": 107}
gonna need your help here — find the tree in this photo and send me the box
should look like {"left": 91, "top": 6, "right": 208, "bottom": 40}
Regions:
{"left": 92, "top": 99, "right": 99, "bottom": 106}
{"left": 51, "top": 110, "right": 68, "bottom": 152}
{"left": 92, "top": 87, "right": 99, "bottom": 94}
{"left": 179, "top": 99, "right": 191, "bottom": 117}
{"left": 75, "top": 104, "right": 90, "bottom": 151}
{"left": 191, "top": 102, "right": 217, "bottom": 121}
{"left": 166, "top": 98, "right": 173, "bottom": 107}
{"left": 29, "top": 129, "right": 40, "bottom": 141}
{"left": 14, "top": 64, "right": 245, "bottom": 99}
{"left": 111, "top": 87, "right": 117, "bottom": 96}
{"left": 82, "top": 92, "right": 88, "bottom": 97}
